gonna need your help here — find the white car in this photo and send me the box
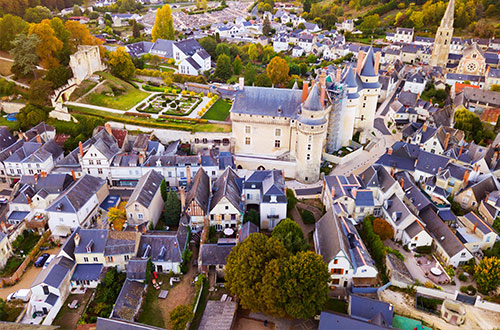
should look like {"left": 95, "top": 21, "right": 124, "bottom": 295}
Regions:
{"left": 43, "top": 255, "right": 56, "bottom": 269}
{"left": 0, "top": 197, "right": 7, "bottom": 204}
{"left": 7, "top": 289, "right": 31, "bottom": 302}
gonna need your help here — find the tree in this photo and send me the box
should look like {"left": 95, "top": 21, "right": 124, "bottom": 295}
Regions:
{"left": 50, "top": 17, "right": 72, "bottom": 65}
{"left": 263, "top": 16, "right": 272, "bottom": 36}
{"left": 0, "top": 14, "right": 27, "bottom": 51}
{"left": 29, "top": 79, "right": 53, "bottom": 106}
{"left": 169, "top": 304, "right": 193, "bottom": 330}
{"left": 248, "top": 44, "right": 259, "bottom": 63}
{"left": 266, "top": 56, "right": 289, "bottom": 86}
{"left": 65, "top": 20, "right": 103, "bottom": 53}
{"left": 24, "top": 6, "right": 52, "bottom": 23}
{"left": 491, "top": 85, "right": 500, "bottom": 92}
{"left": 132, "top": 20, "right": 142, "bottom": 38}
{"left": 226, "top": 233, "right": 288, "bottom": 313}
{"left": 164, "top": 190, "right": 181, "bottom": 226}
{"left": 29, "top": 19, "right": 63, "bottom": 69}
{"left": 17, "top": 104, "right": 48, "bottom": 131}
{"left": 152, "top": 4, "right": 175, "bottom": 41}
{"left": 243, "top": 63, "right": 257, "bottom": 85}
{"left": 299, "top": 63, "right": 308, "bottom": 75}
{"left": 214, "top": 54, "right": 233, "bottom": 82}
{"left": 255, "top": 73, "right": 272, "bottom": 87}
{"left": 244, "top": 209, "right": 260, "bottom": 226}
{"left": 475, "top": 257, "right": 500, "bottom": 294}
{"left": 160, "top": 178, "right": 168, "bottom": 201}
{"left": 360, "top": 14, "right": 379, "bottom": 33}
{"left": 263, "top": 251, "right": 329, "bottom": 319}
{"left": 233, "top": 55, "right": 242, "bottom": 75}
{"left": 196, "top": 0, "right": 208, "bottom": 10}
{"left": 199, "top": 36, "right": 217, "bottom": 58}
{"left": 10, "top": 34, "right": 40, "bottom": 78}
{"left": 108, "top": 207, "right": 126, "bottom": 231}
{"left": 215, "top": 43, "right": 230, "bottom": 57}
{"left": 108, "top": 47, "right": 135, "bottom": 80}
{"left": 303, "top": 0, "right": 311, "bottom": 13}
{"left": 44, "top": 66, "right": 72, "bottom": 89}
{"left": 72, "top": 5, "right": 83, "bottom": 16}
{"left": 271, "top": 218, "right": 308, "bottom": 254}
{"left": 372, "top": 218, "right": 394, "bottom": 241}
{"left": 297, "top": 22, "right": 306, "bottom": 30}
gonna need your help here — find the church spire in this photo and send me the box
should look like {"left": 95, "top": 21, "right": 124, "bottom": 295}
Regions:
{"left": 440, "top": 0, "right": 455, "bottom": 29}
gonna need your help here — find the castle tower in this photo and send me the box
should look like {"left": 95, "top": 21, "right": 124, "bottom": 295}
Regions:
{"left": 341, "top": 67, "right": 359, "bottom": 147}
{"left": 295, "top": 82, "right": 330, "bottom": 183}
{"left": 430, "top": 0, "right": 454, "bottom": 67}
{"left": 356, "top": 48, "right": 380, "bottom": 143}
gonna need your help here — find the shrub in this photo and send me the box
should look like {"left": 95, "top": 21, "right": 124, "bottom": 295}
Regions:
{"left": 458, "top": 273, "right": 468, "bottom": 281}
{"left": 299, "top": 208, "right": 316, "bottom": 224}
{"left": 286, "top": 188, "right": 298, "bottom": 215}
{"left": 360, "top": 215, "right": 388, "bottom": 283}
{"left": 373, "top": 218, "right": 394, "bottom": 240}
{"left": 415, "top": 245, "right": 432, "bottom": 254}
{"left": 460, "top": 285, "right": 476, "bottom": 295}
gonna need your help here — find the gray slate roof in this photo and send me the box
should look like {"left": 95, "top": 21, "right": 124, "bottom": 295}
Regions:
{"left": 232, "top": 86, "right": 303, "bottom": 118}
{"left": 46, "top": 175, "right": 106, "bottom": 213}
{"left": 209, "top": 167, "right": 243, "bottom": 213}
{"left": 126, "top": 170, "right": 163, "bottom": 209}
{"left": 32, "top": 256, "right": 75, "bottom": 289}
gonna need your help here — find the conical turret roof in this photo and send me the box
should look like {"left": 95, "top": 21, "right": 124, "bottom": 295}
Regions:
{"left": 344, "top": 66, "right": 358, "bottom": 88}
{"left": 360, "top": 47, "right": 377, "bottom": 77}
{"left": 302, "top": 83, "right": 323, "bottom": 111}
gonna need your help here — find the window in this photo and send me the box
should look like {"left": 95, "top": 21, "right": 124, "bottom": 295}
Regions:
{"left": 461, "top": 252, "right": 467, "bottom": 257}
{"left": 98, "top": 168, "right": 103, "bottom": 174}
{"left": 306, "top": 154, "right": 311, "bottom": 160}
{"left": 97, "top": 160, "right": 101, "bottom": 165}
{"left": 84, "top": 257, "right": 89, "bottom": 262}
{"left": 94, "top": 257, "right": 98, "bottom": 262}
{"left": 225, "top": 205, "right": 229, "bottom": 210}
{"left": 87, "top": 169, "right": 91, "bottom": 174}
{"left": 307, "top": 144, "right": 311, "bottom": 151}
{"left": 331, "top": 268, "right": 344, "bottom": 275}
{"left": 107, "top": 256, "right": 114, "bottom": 263}
{"left": 245, "top": 126, "right": 251, "bottom": 134}
{"left": 274, "top": 140, "right": 281, "bottom": 148}
{"left": 247, "top": 194, "right": 252, "bottom": 199}
{"left": 135, "top": 204, "right": 139, "bottom": 211}
{"left": 138, "top": 213, "right": 144, "bottom": 219}
{"left": 124, "top": 255, "right": 129, "bottom": 261}
{"left": 245, "top": 137, "right": 251, "bottom": 145}
{"left": 275, "top": 128, "right": 281, "bottom": 136}
{"left": 89, "top": 160, "right": 94, "bottom": 165}
{"left": 334, "top": 259, "right": 338, "bottom": 265}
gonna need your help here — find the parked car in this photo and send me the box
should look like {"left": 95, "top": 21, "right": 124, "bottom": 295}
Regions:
{"left": 34, "top": 253, "right": 50, "bottom": 267}
{"left": 7, "top": 289, "right": 31, "bottom": 302}
{"left": 43, "top": 255, "right": 55, "bottom": 269}
{"left": 0, "top": 197, "right": 7, "bottom": 204}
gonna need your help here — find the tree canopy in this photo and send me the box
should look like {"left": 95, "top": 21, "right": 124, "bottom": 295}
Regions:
{"left": 164, "top": 190, "right": 181, "bottom": 226}
{"left": 0, "top": 14, "right": 28, "bottom": 51}
{"left": 10, "top": 33, "right": 40, "bottom": 77}
{"left": 214, "top": 54, "right": 233, "bottom": 82}
{"left": 266, "top": 56, "right": 289, "bottom": 86}
{"left": 152, "top": 4, "right": 175, "bottom": 41}
{"left": 475, "top": 257, "right": 500, "bottom": 294}
{"left": 108, "top": 207, "right": 126, "bottom": 231}
{"left": 108, "top": 47, "right": 135, "bottom": 80}
{"left": 29, "top": 19, "right": 63, "bottom": 69}
{"left": 271, "top": 218, "right": 308, "bottom": 254}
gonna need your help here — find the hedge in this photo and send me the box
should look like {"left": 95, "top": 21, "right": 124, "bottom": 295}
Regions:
{"left": 360, "top": 215, "right": 389, "bottom": 283}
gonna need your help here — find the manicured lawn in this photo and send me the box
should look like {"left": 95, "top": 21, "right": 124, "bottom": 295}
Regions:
{"left": 202, "top": 99, "right": 231, "bottom": 121}
{"left": 83, "top": 72, "right": 150, "bottom": 110}
{"left": 138, "top": 275, "right": 170, "bottom": 328}
{"left": 324, "top": 299, "right": 348, "bottom": 314}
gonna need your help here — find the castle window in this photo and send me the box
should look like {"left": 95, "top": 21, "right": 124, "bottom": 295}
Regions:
{"left": 245, "top": 126, "right": 251, "bottom": 134}
{"left": 245, "top": 137, "right": 251, "bottom": 145}
{"left": 311, "top": 126, "right": 314, "bottom": 130}
{"left": 307, "top": 154, "right": 311, "bottom": 160}
{"left": 308, "top": 144, "right": 311, "bottom": 151}
{"left": 275, "top": 128, "right": 281, "bottom": 136}
{"left": 274, "top": 140, "right": 280, "bottom": 148}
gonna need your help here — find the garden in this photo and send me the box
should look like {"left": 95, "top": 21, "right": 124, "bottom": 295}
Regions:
{"left": 137, "top": 91, "right": 202, "bottom": 116}
{"left": 0, "top": 230, "right": 41, "bottom": 277}
{"left": 201, "top": 99, "right": 232, "bottom": 121}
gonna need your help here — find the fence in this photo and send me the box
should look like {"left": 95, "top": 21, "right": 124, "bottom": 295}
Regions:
{"left": 474, "top": 296, "right": 500, "bottom": 313}
{"left": 0, "top": 230, "right": 51, "bottom": 288}
{"left": 415, "top": 286, "right": 457, "bottom": 301}
{"left": 185, "top": 279, "right": 206, "bottom": 330}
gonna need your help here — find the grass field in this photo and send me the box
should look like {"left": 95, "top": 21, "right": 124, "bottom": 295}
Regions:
{"left": 202, "top": 99, "right": 231, "bottom": 121}
{"left": 69, "top": 80, "right": 98, "bottom": 101}
{"left": 83, "top": 72, "right": 149, "bottom": 110}
{"left": 67, "top": 104, "right": 232, "bottom": 133}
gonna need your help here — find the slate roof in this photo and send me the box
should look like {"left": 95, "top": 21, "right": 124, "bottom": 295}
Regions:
{"left": 350, "top": 294, "right": 393, "bottom": 327}
{"left": 199, "top": 243, "right": 234, "bottom": 266}
{"left": 314, "top": 208, "right": 350, "bottom": 264}
{"left": 74, "top": 229, "right": 108, "bottom": 254}
{"left": 46, "top": 175, "right": 106, "bottom": 213}
{"left": 105, "top": 231, "right": 139, "bottom": 256}
{"left": 355, "top": 190, "right": 375, "bottom": 207}
{"left": 126, "top": 259, "right": 147, "bottom": 281}
{"left": 466, "top": 175, "right": 498, "bottom": 202}
{"left": 319, "top": 311, "right": 389, "bottom": 330}
{"left": 239, "top": 221, "right": 259, "bottom": 242}
{"left": 232, "top": 86, "right": 303, "bottom": 118}
{"left": 126, "top": 170, "right": 163, "bottom": 209}
{"left": 405, "top": 220, "right": 425, "bottom": 238}
{"left": 302, "top": 83, "right": 323, "bottom": 111}
{"left": 245, "top": 170, "right": 287, "bottom": 203}
{"left": 175, "top": 38, "right": 204, "bottom": 56}
{"left": 398, "top": 91, "right": 418, "bottom": 107}
{"left": 198, "top": 300, "right": 237, "bottom": 330}
{"left": 415, "top": 151, "right": 449, "bottom": 175}
{"left": 20, "top": 174, "right": 74, "bottom": 195}
{"left": 209, "top": 167, "right": 243, "bottom": 213}
{"left": 185, "top": 167, "right": 210, "bottom": 214}
{"left": 111, "top": 279, "right": 146, "bottom": 321}
{"left": 462, "top": 211, "right": 494, "bottom": 234}
{"left": 96, "top": 317, "right": 167, "bottom": 330}
{"left": 45, "top": 293, "right": 59, "bottom": 306}
{"left": 71, "top": 264, "right": 103, "bottom": 281}
{"left": 420, "top": 208, "right": 466, "bottom": 257}
{"left": 32, "top": 256, "right": 75, "bottom": 289}
{"left": 0, "top": 127, "right": 15, "bottom": 151}
{"left": 151, "top": 39, "right": 174, "bottom": 57}
{"left": 126, "top": 41, "right": 154, "bottom": 57}
{"left": 138, "top": 232, "right": 183, "bottom": 263}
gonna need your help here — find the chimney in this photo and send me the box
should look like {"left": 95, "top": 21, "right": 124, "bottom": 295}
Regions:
{"left": 422, "top": 122, "right": 428, "bottom": 132}
{"left": 459, "top": 145, "right": 464, "bottom": 156}
{"left": 138, "top": 154, "right": 144, "bottom": 165}
{"left": 180, "top": 187, "right": 186, "bottom": 211}
{"left": 374, "top": 51, "right": 381, "bottom": 74}
{"left": 74, "top": 233, "right": 80, "bottom": 246}
{"left": 79, "top": 141, "right": 84, "bottom": 157}
{"left": 387, "top": 147, "right": 393, "bottom": 155}
{"left": 473, "top": 222, "right": 477, "bottom": 233}
{"left": 241, "top": 193, "right": 245, "bottom": 203}
{"left": 336, "top": 67, "right": 341, "bottom": 82}
{"left": 463, "top": 170, "right": 470, "bottom": 186}
{"left": 331, "top": 187, "right": 335, "bottom": 197}
{"left": 239, "top": 77, "right": 244, "bottom": 90}
{"left": 320, "top": 70, "right": 326, "bottom": 106}
{"left": 71, "top": 170, "right": 77, "bottom": 181}
{"left": 302, "top": 80, "right": 309, "bottom": 102}
{"left": 186, "top": 166, "right": 191, "bottom": 186}
{"left": 174, "top": 241, "right": 177, "bottom": 248}
{"left": 41, "top": 171, "right": 47, "bottom": 178}
{"left": 351, "top": 187, "right": 357, "bottom": 198}
{"left": 198, "top": 152, "right": 201, "bottom": 164}
{"left": 444, "top": 132, "right": 451, "bottom": 150}
{"left": 399, "top": 178, "right": 404, "bottom": 188}
{"left": 36, "top": 134, "right": 41, "bottom": 144}
{"left": 356, "top": 50, "right": 365, "bottom": 75}
{"left": 34, "top": 174, "right": 38, "bottom": 184}
{"left": 105, "top": 123, "right": 112, "bottom": 136}
{"left": 26, "top": 194, "right": 32, "bottom": 205}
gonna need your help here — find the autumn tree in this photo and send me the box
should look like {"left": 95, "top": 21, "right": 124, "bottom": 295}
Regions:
{"left": 164, "top": 190, "right": 181, "bottom": 226}
{"left": 255, "top": 73, "right": 272, "bottom": 87}
{"left": 266, "top": 56, "right": 289, "bottom": 86}
{"left": 65, "top": 20, "right": 104, "bottom": 53}
{"left": 233, "top": 55, "right": 242, "bottom": 75}
{"left": 372, "top": 218, "right": 394, "bottom": 241}
{"left": 248, "top": 44, "right": 259, "bottom": 63}
{"left": 226, "top": 233, "right": 288, "bottom": 313}
{"left": 10, "top": 34, "right": 40, "bottom": 78}
{"left": 152, "top": 4, "right": 175, "bottom": 41}
{"left": 243, "top": 63, "right": 257, "bottom": 85}
{"left": 271, "top": 218, "right": 308, "bottom": 254}
{"left": 475, "top": 257, "right": 500, "bottom": 294}
{"left": 214, "top": 54, "right": 233, "bottom": 82}
{"left": 29, "top": 19, "right": 63, "bottom": 69}
{"left": 491, "top": 85, "right": 500, "bottom": 92}
{"left": 169, "top": 304, "right": 193, "bottom": 330}
{"left": 196, "top": 0, "right": 208, "bottom": 10}
{"left": 0, "top": 14, "right": 27, "bottom": 51}
{"left": 108, "top": 207, "right": 127, "bottom": 231}
{"left": 50, "top": 17, "right": 72, "bottom": 65}
{"left": 108, "top": 47, "right": 135, "bottom": 80}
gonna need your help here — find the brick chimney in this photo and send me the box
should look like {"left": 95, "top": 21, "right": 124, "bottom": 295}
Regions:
{"left": 473, "top": 222, "right": 477, "bottom": 233}
{"left": 320, "top": 70, "right": 326, "bottom": 106}
{"left": 444, "top": 132, "right": 451, "bottom": 150}
{"left": 71, "top": 170, "right": 77, "bottom": 181}
{"left": 34, "top": 174, "right": 38, "bottom": 184}
{"left": 186, "top": 166, "right": 191, "bottom": 186}
{"left": 463, "top": 170, "right": 470, "bottom": 186}
{"left": 74, "top": 233, "right": 80, "bottom": 246}
{"left": 374, "top": 51, "right": 381, "bottom": 74}
{"left": 458, "top": 145, "right": 464, "bottom": 157}
{"left": 41, "top": 171, "right": 47, "bottom": 178}
{"left": 239, "top": 77, "right": 244, "bottom": 90}
{"left": 336, "top": 67, "right": 341, "bottom": 82}
{"left": 179, "top": 187, "right": 186, "bottom": 211}
{"left": 387, "top": 147, "right": 393, "bottom": 155}
{"left": 79, "top": 141, "right": 84, "bottom": 157}
{"left": 399, "top": 178, "right": 404, "bottom": 188}
{"left": 105, "top": 123, "right": 112, "bottom": 136}
{"left": 36, "top": 134, "right": 42, "bottom": 144}
{"left": 356, "top": 50, "right": 365, "bottom": 75}
{"left": 302, "top": 81, "right": 309, "bottom": 102}
{"left": 422, "top": 122, "right": 428, "bottom": 132}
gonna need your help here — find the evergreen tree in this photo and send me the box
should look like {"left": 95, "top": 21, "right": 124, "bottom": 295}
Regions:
{"left": 152, "top": 4, "right": 175, "bottom": 41}
{"left": 10, "top": 34, "right": 40, "bottom": 78}
{"left": 214, "top": 53, "right": 233, "bottom": 81}
{"left": 233, "top": 55, "right": 242, "bottom": 75}
{"left": 164, "top": 190, "right": 181, "bottom": 226}
{"left": 243, "top": 63, "right": 257, "bottom": 85}
{"left": 263, "top": 16, "right": 272, "bottom": 36}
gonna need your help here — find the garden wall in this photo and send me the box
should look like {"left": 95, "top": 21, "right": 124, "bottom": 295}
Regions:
{"left": 0, "top": 230, "right": 51, "bottom": 288}
{"left": 415, "top": 287, "right": 457, "bottom": 301}
{"left": 474, "top": 296, "right": 500, "bottom": 313}
{"left": 0, "top": 101, "right": 24, "bottom": 113}
{"left": 322, "top": 147, "right": 364, "bottom": 165}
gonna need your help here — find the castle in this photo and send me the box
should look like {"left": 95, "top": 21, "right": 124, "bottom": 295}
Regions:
{"left": 230, "top": 48, "right": 380, "bottom": 183}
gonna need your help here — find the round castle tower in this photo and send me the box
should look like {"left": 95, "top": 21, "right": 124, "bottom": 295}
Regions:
{"left": 295, "top": 76, "right": 330, "bottom": 183}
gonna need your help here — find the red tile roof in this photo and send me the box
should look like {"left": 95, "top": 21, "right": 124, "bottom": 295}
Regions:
{"left": 480, "top": 108, "right": 500, "bottom": 124}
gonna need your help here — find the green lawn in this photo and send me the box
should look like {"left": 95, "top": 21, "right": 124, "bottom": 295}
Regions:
{"left": 138, "top": 275, "right": 169, "bottom": 328}
{"left": 0, "top": 116, "right": 19, "bottom": 131}
{"left": 83, "top": 72, "right": 150, "bottom": 110}
{"left": 201, "top": 99, "right": 231, "bottom": 121}
{"left": 69, "top": 80, "right": 98, "bottom": 101}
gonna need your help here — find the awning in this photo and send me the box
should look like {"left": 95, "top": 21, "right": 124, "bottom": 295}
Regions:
{"left": 52, "top": 225, "right": 71, "bottom": 237}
